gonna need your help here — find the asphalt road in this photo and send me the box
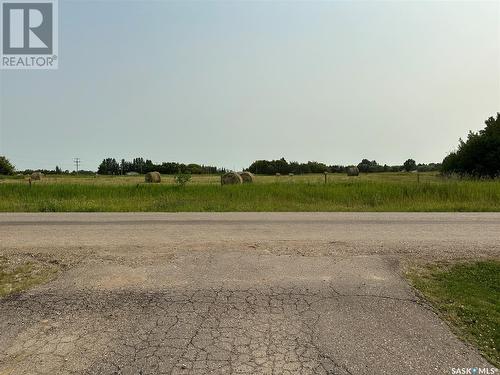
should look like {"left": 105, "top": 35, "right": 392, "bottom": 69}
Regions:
{"left": 0, "top": 213, "right": 499, "bottom": 374}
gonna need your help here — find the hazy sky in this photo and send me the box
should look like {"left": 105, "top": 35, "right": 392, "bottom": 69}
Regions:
{"left": 0, "top": 0, "right": 499, "bottom": 171}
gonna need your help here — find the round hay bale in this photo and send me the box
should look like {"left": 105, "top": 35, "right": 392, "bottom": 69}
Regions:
{"left": 145, "top": 171, "right": 161, "bottom": 183}
{"left": 346, "top": 167, "right": 359, "bottom": 176}
{"left": 221, "top": 172, "right": 242, "bottom": 185}
{"left": 31, "top": 172, "right": 43, "bottom": 181}
{"left": 239, "top": 171, "right": 254, "bottom": 184}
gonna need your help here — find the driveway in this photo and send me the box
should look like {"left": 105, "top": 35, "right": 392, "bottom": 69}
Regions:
{"left": 0, "top": 213, "right": 498, "bottom": 374}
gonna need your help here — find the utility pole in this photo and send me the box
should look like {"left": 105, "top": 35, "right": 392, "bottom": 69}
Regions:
{"left": 73, "top": 158, "right": 81, "bottom": 174}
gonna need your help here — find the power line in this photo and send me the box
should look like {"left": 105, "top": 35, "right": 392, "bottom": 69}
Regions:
{"left": 73, "top": 158, "right": 81, "bottom": 174}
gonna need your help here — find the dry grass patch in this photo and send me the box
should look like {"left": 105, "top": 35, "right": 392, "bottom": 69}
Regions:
{"left": 0, "top": 255, "right": 61, "bottom": 298}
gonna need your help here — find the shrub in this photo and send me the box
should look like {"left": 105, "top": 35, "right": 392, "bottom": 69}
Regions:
{"left": 174, "top": 173, "right": 191, "bottom": 186}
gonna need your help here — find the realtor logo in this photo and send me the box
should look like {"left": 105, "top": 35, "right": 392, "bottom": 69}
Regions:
{"left": 1, "top": 0, "right": 58, "bottom": 69}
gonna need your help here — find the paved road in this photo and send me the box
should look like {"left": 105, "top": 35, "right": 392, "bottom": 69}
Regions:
{"left": 0, "top": 213, "right": 499, "bottom": 374}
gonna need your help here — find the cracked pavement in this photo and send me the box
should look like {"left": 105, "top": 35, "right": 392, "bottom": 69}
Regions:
{"left": 0, "top": 213, "right": 499, "bottom": 374}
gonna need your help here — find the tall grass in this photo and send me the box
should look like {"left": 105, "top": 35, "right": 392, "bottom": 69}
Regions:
{"left": 0, "top": 179, "right": 499, "bottom": 212}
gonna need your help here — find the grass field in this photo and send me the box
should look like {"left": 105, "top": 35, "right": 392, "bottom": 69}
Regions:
{"left": 1, "top": 172, "right": 499, "bottom": 212}
{"left": 407, "top": 261, "right": 500, "bottom": 367}
{"left": 1, "top": 171, "right": 439, "bottom": 185}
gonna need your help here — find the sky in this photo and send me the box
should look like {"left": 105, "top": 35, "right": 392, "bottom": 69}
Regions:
{"left": 0, "top": 0, "right": 499, "bottom": 172}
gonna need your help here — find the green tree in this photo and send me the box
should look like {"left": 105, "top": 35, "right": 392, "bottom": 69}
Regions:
{"left": 0, "top": 156, "right": 15, "bottom": 175}
{"left": 357, "top": 159, "right": 384, "bottom": 173}
{"left": 132, "top": 157, "right": 146, "bottom": 173}
{"left": 186, "top": 164, "right": 203, "bottom": 174}
{"left": 442, "top": 113, "right": 500, "bottom": 177}
{"left": 403, "top": 159, "right": 417, "bottom": 172}
{"left": 98, "top": 158, "right": 120, "bottom": 175}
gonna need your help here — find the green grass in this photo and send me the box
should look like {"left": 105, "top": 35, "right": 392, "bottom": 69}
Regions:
{"left": 407, "top": 261, "right": 500, "bottom": 366}
{"left": 0, "top": 256, "right": 60, "bottom": 298}
{"left": 0, "top": 177, "right": 499, "bottom": 211}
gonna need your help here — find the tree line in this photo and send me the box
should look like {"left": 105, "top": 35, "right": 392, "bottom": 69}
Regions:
{"left": 97, "top": 157, "right": 441, "bottom": 176}
{"left": 247, "top": 158, "right": 441, "bottom": 175}
{"left": 0, "top": 156, "right": 442, "bottom": 176}
{"left": 97, "top": 158, "right": 226, "bottom": 175}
